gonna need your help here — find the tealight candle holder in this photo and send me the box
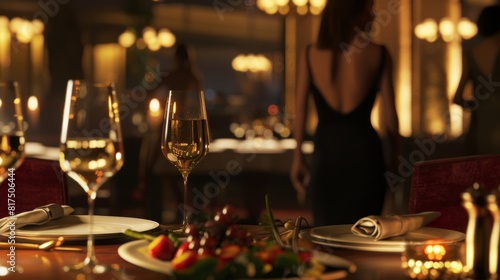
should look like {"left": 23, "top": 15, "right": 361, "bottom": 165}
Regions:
{"left": 401, "top": 241, "right": 468, "bottom": 280}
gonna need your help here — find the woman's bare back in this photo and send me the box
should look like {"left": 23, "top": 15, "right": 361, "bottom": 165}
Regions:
{"left": 308, "top": 42, "right": 384, "bottom": 114}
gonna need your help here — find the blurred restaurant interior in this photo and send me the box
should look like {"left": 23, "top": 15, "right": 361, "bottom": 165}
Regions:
{"left": 0, "top": 0, "right": 498, "bottom": 225}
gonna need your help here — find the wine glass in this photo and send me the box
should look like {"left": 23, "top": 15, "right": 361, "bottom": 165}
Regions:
{"left": 59, "top": 80, "right": 124, "bottom": 273}
{"left": 0, "top": 81, "right": 25, "bottom": 183}
{"left": 161, "top": 90, "right": 210, "bottom": 229}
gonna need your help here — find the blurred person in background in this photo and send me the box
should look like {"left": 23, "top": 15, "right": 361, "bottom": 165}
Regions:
{"left": 453, "top": 4, "right": 500, "bottom": 155}
{"left": 135, "top": 43, "right": 203, "bottom": 222}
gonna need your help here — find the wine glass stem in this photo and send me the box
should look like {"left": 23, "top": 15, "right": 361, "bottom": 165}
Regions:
{"left": 85, "top": 189, "right": 98, "bottom": 267}
{"left": 181, "top": 172, "right": 190, "bottom": 228}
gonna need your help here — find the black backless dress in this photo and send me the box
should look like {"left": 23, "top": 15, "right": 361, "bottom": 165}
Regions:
{"left": 306, "top": 45, "right": 388, "bottom": 226}
{"left": 463, "top": 49, "right": 500, "bottom": 155}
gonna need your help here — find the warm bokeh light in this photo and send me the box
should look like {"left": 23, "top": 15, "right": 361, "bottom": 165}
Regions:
{"left": 415, "top": 18, "right": 438, "bottom": 42}
{"left": 457, "top": 18, "right": 477, "bottom": 40}
{"left": 402, "top": 243, "right": 465, "bottom": 279}
{"left": 31, "top": 19, "right": 44, "bottom": 34}
{"left": 147, "top": 38, "right": 161, "bottom": 52}
{"left": 0, "top": 16, "right": 8, "bottom": 28}
{"left": 234, "top": 126, "right": 246, "bottom": 138}
{"left": 158, "top": 28, "right": 176, "bottom": 48}
{"left": 257, "top": 0, "right": 276, "bottom": 13}
{"left": 142, "top": 26, "right": 156, "bottom": 42}
{"left": 310, "top": 5, "right": 323, "bottom": 15}
{"left": 232, "top": 54, "right": 272, "bottom": 72}
{"left": 93, "top": 43, "right": 125, "bottom": 84}
{"left": 276, "top": 0, "right": 289, "bottom": 6}
{"left": 118, "top": 26, "right": 175, "bottom": 51}
{"left": 415, "top": 17, "right": 477, "bottom": 44}
{"left": 292, "top": 0, "right": 308, "bottom": 6}
{"left": 279, "top": 5, "right": 290, "bottom": 15}
{"left": 149, "top": 98, "right": 161, "bottom": 117}
{"left": 118, "top": 29, "right": 136, "bottom": 48}
{"left": 232, "top": 54, "right": 247, "bottom": 72}
{"left": 424, "top": 244, "right": 446, "bottom": 261}
{"left": 309, "top": 0, "right": 326, "bottom": 7}
{"left": 397, "top": 0, "right": 412, "bottom": 137}
{"left": 1, "top": 17, "right": 45, "bottom": 44}
{"left": 439, "top": 18, "right": 455, "bottom": 42}
{"left": 256, "top": 0, "right": 325, "bottom": 15}
{"left": 16, "top": 22, "right": 34, "bottom": 43}
{"left": 446, "top": 2, "right": 463, "bottom": 138}
{"left": 9, "top": 17, "right": 23, "bottom": 33}
{"left": 371, "top": 98, "right": 380, "bottom": 132}
{"left": 297, "top": 5, "right": 308, "bottom": 15}
{"left": 27, "top": 96, "right": 38, "bottom": 111}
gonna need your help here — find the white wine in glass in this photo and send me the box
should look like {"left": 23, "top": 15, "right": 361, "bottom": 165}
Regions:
{"left": 0, "top": 81, "right": 25, "bottom": 184}
{"left": 59, "top": 80, "right": 124, "bottom": 274}
{"left": 161, "top": 90, "right": 210, "bottom": 229}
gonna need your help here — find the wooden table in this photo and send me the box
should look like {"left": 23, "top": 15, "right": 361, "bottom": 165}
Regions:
{"left": 0, "top": 238, "right": 409, "bottom": 280}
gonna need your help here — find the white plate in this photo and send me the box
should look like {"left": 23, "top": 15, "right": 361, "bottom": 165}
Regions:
{"left": 15, "top": 215, "right": 159, "bottom": 240}
{"left": 118, "top": 240, "right": 173, "bottom": 275}
{"left": 302, "top": 225, "right": 465, "bottom": 252}
{"left": 118, "top": 239, "right": 356, "bottom": 279}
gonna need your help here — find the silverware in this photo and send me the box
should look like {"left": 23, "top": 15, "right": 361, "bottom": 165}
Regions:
{"left": 0, "top": 236, "right": 81, "bottom": 251}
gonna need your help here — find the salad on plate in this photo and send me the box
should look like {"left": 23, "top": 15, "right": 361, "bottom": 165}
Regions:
{"left": 121, "top": 195, "right": 355, "bottom": 280}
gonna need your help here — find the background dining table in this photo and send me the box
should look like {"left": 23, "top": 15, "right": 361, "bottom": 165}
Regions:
{"left": 0, "top": 233, "right": 409, "bottom": 280}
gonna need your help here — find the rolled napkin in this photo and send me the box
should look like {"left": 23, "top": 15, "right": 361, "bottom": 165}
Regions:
{"left": 0, "top": 204, "right": 74, "bottom": 233}
{"left": 351, "top": 211, "right": 441, "bottom": 240}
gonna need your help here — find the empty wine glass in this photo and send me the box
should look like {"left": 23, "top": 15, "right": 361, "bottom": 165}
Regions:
{"left": 0, "top": 81, "right": 25, "bottom": 183}
{"left": 161, "top": 90, "right": 210, "bottom": 229}
{"left": 59, "top": 80, "right": 124, "bottom": 273}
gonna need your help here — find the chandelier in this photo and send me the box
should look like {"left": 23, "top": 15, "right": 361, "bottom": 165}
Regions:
{"left": 256, "top": 0, "right": 326, "bottom": 15}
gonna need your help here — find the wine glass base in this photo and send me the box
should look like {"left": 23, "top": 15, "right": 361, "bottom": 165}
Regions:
{"left": 162, "top": 226, "right": 188, "bottom": 239}
{"left": 63, "top": 258, "right": 120, "bottom": 277}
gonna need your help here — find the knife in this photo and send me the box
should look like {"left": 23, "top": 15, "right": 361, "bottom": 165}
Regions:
{"left": 0, "top": 242, "right": 81, "bottom": 251}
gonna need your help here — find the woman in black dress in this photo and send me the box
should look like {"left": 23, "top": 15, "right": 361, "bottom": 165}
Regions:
{"left": 453, "top": 5, "right": 500, "bottom": 155}
{"left": 290, "top": 0, "right": 400, "bottom": 226}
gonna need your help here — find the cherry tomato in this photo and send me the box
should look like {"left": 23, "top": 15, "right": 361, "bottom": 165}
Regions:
{"left": 171, "top": 251, "right": 198, "bottom": 270}
{"left": 147, "top": 235, "right": 174, "bottom": 261}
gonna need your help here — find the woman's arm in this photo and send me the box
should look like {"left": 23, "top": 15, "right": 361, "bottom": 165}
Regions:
{"left": 290, "top": 48, "right": 311, "bottom": 203}
{"left": 453, "top": 52, "right": 471, "bottom": 108}
{"left": 379, "top": 46, "right": 401, "bottom": 172}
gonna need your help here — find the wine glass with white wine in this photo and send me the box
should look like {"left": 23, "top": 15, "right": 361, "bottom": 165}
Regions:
{"left": 0, "top": 81, "right": 25, "bottom": 184}
{"left": 161, "top": 90, "right": 210, "bottom": 230}
{"left": 59, "top": 80, "right": 124, "bottom": 274}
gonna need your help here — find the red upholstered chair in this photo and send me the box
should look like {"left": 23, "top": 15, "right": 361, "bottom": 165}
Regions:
{"left": 408, "top": 154, "right": 500, "bottom": 233}
{"left": 0, "top": 157, "right": 68, "bottom": 218}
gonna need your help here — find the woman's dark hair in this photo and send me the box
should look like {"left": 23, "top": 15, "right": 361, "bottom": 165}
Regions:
{"left": 317, "top": 0, "right": 370, "bottom": 49}
{"left": 174, "top": 43, "right": 195, "bottom": 69}
{"left": 477, "top": 5, "right": 500, "bottom": 37}
{"left": 316, "top": 0, "right": 371, "bottom": 79}
{"left": 175, "top": 43, "right": 189, "bottom": 63}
